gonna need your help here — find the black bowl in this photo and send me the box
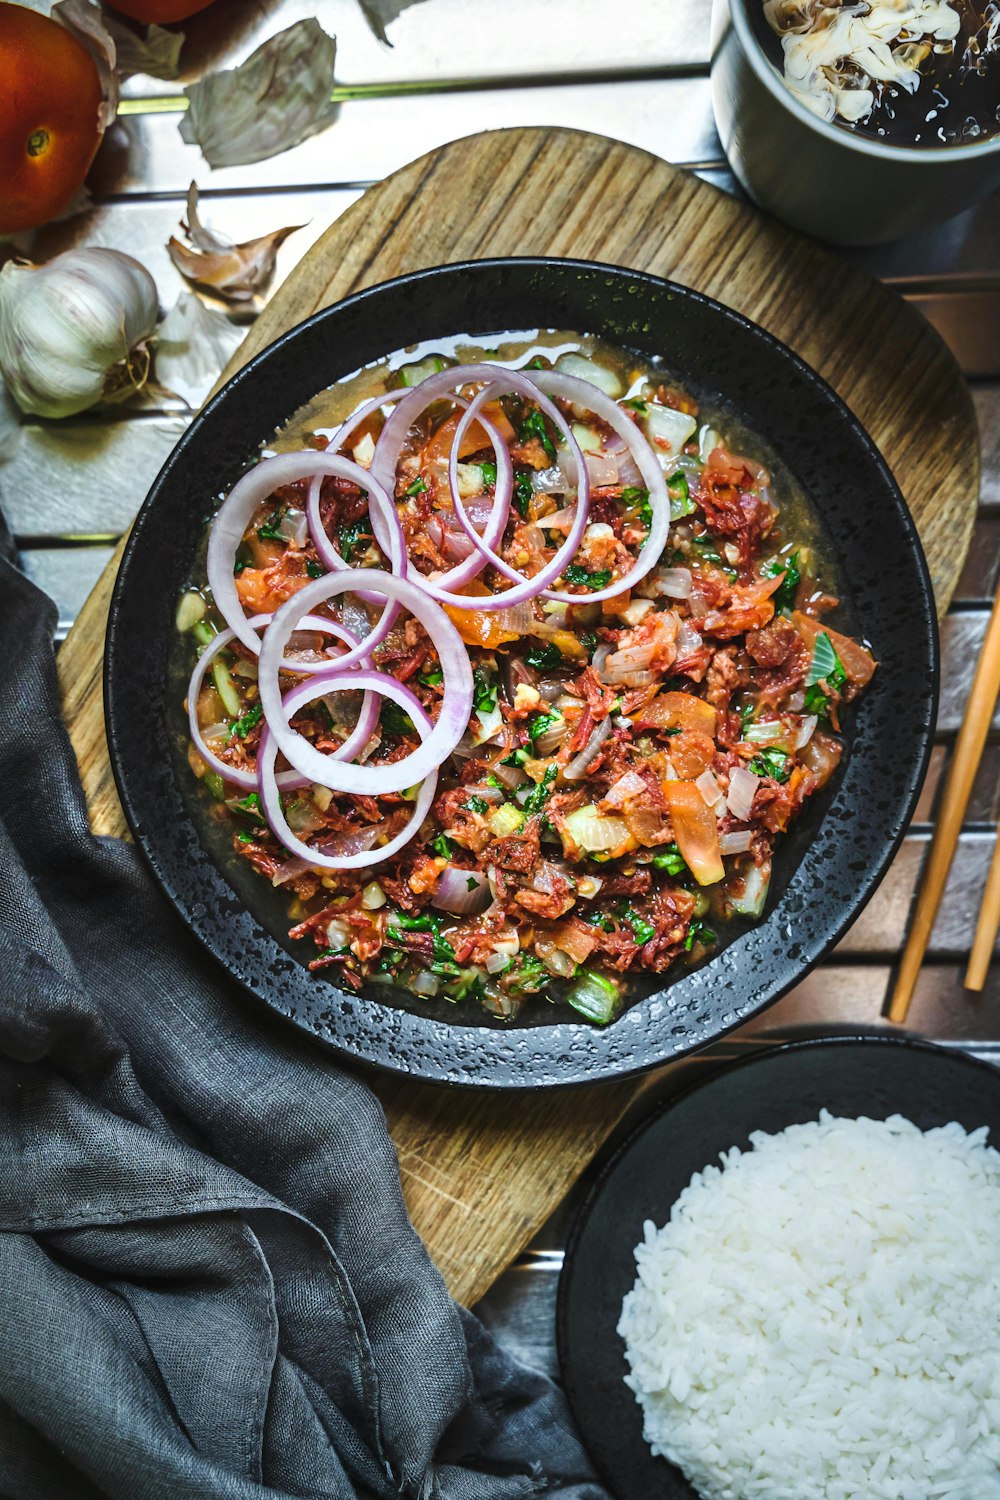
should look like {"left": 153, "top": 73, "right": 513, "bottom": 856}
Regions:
{"left": 557, "top": 1035, "right": 1000, "bottom": 1499}
{"left": 105, "top": 258, "right": 937, "bottom": 1088}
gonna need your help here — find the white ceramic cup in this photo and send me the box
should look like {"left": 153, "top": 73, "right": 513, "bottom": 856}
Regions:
{"left": 711, "top": 0, "right": 1000, "bottom": 245}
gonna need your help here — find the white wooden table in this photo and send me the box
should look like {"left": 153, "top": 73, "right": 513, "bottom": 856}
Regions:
{"left": 2, "top": 0, "right": 999, "bottom": 1384}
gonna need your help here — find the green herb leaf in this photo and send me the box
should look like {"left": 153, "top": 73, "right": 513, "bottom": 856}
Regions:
{"left": 305, "top": 560, "right": 324, "bottom": 578}
{"left": 405, "top": 475, "right": 428, "bottom": 497}
{"left": 514, "top": 471, "right": 533, "bottom": 518}
{"left": 685, "top": 918, "right": 716, "bottom": 952}
{"left": 527, "top": 710, "right": 562, "bottom": 742}
{"left": 763, "top": 550, "right": 801, "bottom": 612}
{"left": 466, "top": 876, "right": 480, "bottom": 892}
{"left": 806, "top": 632, "right": 847, "bottom": 691}
{"left": 381, "top": 700, "right": 415, "bottom": 737}
{"left": 472, "top": 667, "right": 498, "bottom": 714}
{"left": 804, "top": 683, "right": 830, "bottom": 716}
{"left": 232, "top": 792, "right": 263, "bottom": 818}
{"left": 525, "top": 642, "right": 562, "bottom": 672}
{"left": 624, "top": 398, "right": 647, "bottom": 414}
{"left": 228, "top": 703, "right": 263, "bottom": 741}
{"left": 256, "top": 509, "right": 284, "bottom": 542}
{"left": 432, "top": 833, "right": 456, "bottom": 858}
{"left": 563, "top": 563, "right": 612, "bottom": 589}
{"left": 506, "top": 953, "right": 551, "bottom": 994}
{"left": 480, "top": 461, "right": 497, "bottom": 488}
{"left": 620, "top": 485, "right": 652, "bottom": 527}
{"left": 500, "top": 746, "right": 529, "bottom": 768}
{"left": 338, "top": 519, "right": 370, "bottom": 565}
{"left": 520, "top": 408, "right": 558, "bottom": 461}
{"left": 525, "top": 356, "right": 547, "bottom": 371}
{"left": 580, "top": 631, "right": 598, "bottom": 658}
{"left": 749, "top": 748, "right": 792, "bottom": 783}
{"left": 667, "top": 470, "right": 695, "bottom": 521}
{"left": 418, "top": 666, "right": 444, "bottom": 687}
{"left": 464, "top": 794, "right": 489, "bottom": 815}
{"left": 523, "top": 763, "right": 558, "bottom": 815}
{"left": 620, "top": 903, "right": 656, "bottom": 945}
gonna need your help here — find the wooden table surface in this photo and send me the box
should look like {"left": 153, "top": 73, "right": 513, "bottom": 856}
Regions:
{"left": 3, "top": 0, "right": 999, "bottom": 1371}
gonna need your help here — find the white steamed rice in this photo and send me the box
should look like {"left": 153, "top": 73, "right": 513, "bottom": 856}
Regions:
{"left": 617, "top": 1111, "right": 1000, "bottom": 1500}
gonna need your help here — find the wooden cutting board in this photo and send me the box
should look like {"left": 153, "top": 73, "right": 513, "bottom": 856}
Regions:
{"left": 57, "top": 127, "right": 979, "bottom": 1306}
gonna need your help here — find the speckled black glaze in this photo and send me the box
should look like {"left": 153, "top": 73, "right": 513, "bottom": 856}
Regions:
{"left": 557, "top": 1035, "right": 1000, "bottom": 1498}
{"left": 105, "top": 259, "right": 937, "bottom": 1088}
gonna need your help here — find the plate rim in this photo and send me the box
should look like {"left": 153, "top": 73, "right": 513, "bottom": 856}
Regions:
{"left": 555, "top": 1032, "right": 1000, "bottom": 1496}
{"left": 104, "top": 255, "right": 939, "bottom": 1089}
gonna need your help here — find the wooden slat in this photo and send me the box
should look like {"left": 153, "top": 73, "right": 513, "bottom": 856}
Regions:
{"left": 19, "top": 548, "right": 115, "bottom": 639}
{"left": 31, "top": 192, "right": 364, "bottom": 324}
{"left": 92, "top": 79, "right": 721, "bottom": 198}
{"left": 120, "top": 0, "right": 712, "bottom": 95}
{"left": 0, "top": 417, "right": 189, "bottom": 541}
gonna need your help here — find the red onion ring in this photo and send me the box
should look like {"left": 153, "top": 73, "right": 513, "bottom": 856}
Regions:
{"left": 308, "top": 390, "right": 513, "bottom": 596}
{"left": 442, "top": 376, "right": 591, "bottom": 611}
{"left": 257, "top": 674, "right": 438, "bottom": 869}
{"left": 532, "top": 369, "right": 670, "bottom": 602}
{"left": 370, "top": 364, "right": 591, "bottom": 611}
{"left": 206, "top": 452, "right": 405, "bottom": 656}
{"left": 186, "top": 613, "right": 377, "bottom": 792}
{"left": 258, "top": 569, "right": 473, "bottom": 795}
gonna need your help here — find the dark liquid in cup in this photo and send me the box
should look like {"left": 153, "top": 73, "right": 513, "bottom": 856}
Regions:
{"left": 752, "top": 0, "right": 1000, "bottom": 146}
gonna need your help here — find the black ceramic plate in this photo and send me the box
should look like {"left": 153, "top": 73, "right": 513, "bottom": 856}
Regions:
{"left": 105, "top": 258, "right": 937, "bottom": 1087}
{"left": 557, "top": 1035, "right": 1000, "bottom": 1499}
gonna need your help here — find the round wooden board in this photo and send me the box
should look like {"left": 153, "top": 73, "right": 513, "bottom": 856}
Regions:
{"left": 59, "top": 126, "right": 979, "bottom": 1306}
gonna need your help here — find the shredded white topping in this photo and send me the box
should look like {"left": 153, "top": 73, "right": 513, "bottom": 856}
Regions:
{"left": 764, "top": 0, "right": 961, "bottom": 124}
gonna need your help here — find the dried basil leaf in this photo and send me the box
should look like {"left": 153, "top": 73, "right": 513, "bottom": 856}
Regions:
{"left": 180, "top": 18, "right": 338, "bottom": 169}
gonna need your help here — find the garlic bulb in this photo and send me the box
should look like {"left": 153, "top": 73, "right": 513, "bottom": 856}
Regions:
{"left": 0, "top": 249, "right": 158, "bottom": 419}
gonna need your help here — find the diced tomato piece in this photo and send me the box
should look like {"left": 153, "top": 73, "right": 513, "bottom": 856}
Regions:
{"left": 642, "top": 690, "right": 718, "bottom": 737}
{"left": 664, "top": 781, "right": 724, "bottom": 885}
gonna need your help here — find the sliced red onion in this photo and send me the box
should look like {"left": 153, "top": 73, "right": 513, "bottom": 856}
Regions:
{"left": 368, "top": 367, "right": 520, "bottom": 599}
{"left": 440, "top": 376, "right": 591, "bottom": 611}
{"left": 563, "top": 715, "right": 613, "bottom": 781}
{"left": 604, "top": 770, "right": 647, "bottom": 807}
{"left": 432, "top": 866, "right": 491, "bottom": 917}
{"left": 207, "top": 451, "right": 405, "bottom": 655}
{"left": 531, "top": 370, "right": 670, "bottom": 604}
{"left": 696, "top": 768, "right": 725, "bottom": 809}
{"left": 794, "top": 714, "right": 819, "bottom": 750}
{"left": 271, "top": 855, "right": 313, "bottom": 887}
{"left": 277, "top": 508, "right": 309, "bottom": 548}
{"left": 257, "top": 676, "right": 438, "bottom": 869}
{"left": 584, "top": 450, "right": 620, "bottom": 487}
{"left": 676, "top": 618, "right": 704, "bottom": 659}
{"left": 317, "top": 825, "right": 382, "bottom": 859}
{"left": 649, "top": 567, "right": 693, "bottom": 600}
{"left": 186, "top": 612, "right": 372, "bottom": 792}
{"left": 719, "top": 828, "right": 754, "bottom": 855}
{"left": 258, "top": 571, "right": 472, "bottom": 795}
{"left": 726, "top": 765, "right": 761, "bottom": 822}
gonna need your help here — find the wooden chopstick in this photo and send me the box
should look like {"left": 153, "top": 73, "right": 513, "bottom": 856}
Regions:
{"left": 888, "top": 578, "right": 1000, "bottom": 1023}
{"left": 966, "top": 831, "right": 1000, "bottom": 990}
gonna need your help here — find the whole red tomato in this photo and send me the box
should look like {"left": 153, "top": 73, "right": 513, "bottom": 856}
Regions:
{"left": 0, "top": 4, "right": 104, "bottom": 234}
{"left": 107, "top": 0, "right": 218, "bottom": 20}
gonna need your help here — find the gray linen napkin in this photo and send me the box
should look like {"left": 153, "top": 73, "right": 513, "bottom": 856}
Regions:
{"left": 0, "top": 521, "right": 606, "bottom": 1500}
